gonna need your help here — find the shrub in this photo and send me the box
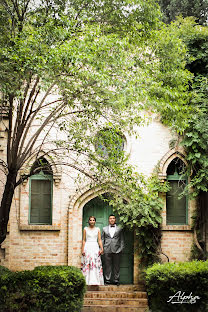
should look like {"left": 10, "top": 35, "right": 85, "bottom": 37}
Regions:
{"left": 0, "top": 265, "right": 10, "bottom": 274}
{"left": 0, "top": 265, "right": 12, "bottom": 308}
{"left": 0, "top": 265, "right": 86, "bottom": 312}
{"left": 145, "top": 260, "right": 208, "bottom": 312}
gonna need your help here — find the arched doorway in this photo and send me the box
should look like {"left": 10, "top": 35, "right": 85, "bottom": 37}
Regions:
{"left": 83, "top": 194, "right": 134, "bottom": 284}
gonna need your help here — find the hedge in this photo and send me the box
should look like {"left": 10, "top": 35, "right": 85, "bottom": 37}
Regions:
{"left": 145, "top": 260, "right": 208, "bottom": 312}
{"left": 0, "top": 265, "right": 86, "bottom": 312}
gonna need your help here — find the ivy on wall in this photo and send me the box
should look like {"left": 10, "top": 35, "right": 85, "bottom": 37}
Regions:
{"left": 99, "top": 18, "right": 208, "bottom": 266}
{"left": 99, "top": 165, "right": 170, "bottom": 268}
{"left": 151, "top": 18, "right": 208, "bottom": 260}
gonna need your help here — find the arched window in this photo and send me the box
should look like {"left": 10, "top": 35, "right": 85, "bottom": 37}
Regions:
{"left": 166, "top": 157, "right": 188, "bottom": 225}
{"left": 29, "top": 158, "right": 53, "bottom": 225}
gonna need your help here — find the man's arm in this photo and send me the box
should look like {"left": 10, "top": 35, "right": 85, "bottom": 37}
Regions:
{"left": 101, "top": 228, "right": 105, "bottom": 247}
{"left": 120, "top": 229, "right": 125, "bottom": 251}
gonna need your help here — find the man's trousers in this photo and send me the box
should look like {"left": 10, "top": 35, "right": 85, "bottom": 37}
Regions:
{"left": 103, "top": 252, "right": 121, "bottom": 283}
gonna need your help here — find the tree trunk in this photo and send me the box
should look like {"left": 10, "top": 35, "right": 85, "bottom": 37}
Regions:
{"left": 0, "top": 170, "right": 17, "bottom": 245}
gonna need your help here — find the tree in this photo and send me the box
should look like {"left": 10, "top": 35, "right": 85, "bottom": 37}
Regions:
{"left": 0, "top": 0, "right": 163, "bottom": 245}
{"left": 150, "top": 17, "right": 208, "bottom": 194}
{"left": 150, "top": 16, "right": 208, "bottom": 258}
{"left": 0, "top": 0, "right": 193, "bottom": 267}
{"left": 158, "top": 0, "right": 208, "bottom": 25}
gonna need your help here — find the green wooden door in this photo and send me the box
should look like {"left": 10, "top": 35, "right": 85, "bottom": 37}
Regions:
{"left": 83, "top": 195, "right": 134, "bottom": 284}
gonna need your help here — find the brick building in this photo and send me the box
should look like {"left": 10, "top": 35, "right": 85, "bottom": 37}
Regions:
{"left": 0, "top": 114, "right": 195, "bottom": 283}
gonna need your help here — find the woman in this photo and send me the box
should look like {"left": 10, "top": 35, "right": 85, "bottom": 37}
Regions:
{"left": 81, "top": 216, "right": 104, "bottom": 285}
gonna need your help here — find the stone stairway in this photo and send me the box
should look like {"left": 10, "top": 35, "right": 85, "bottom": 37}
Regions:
{"left": 82, "top": 284, "right": 149, "bottom": 312}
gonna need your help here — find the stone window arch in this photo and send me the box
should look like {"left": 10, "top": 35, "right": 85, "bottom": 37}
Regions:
{"left": 158, "top": 148, "right": 190, "bottom": 226}
{"left": 20, "top": 151, "right": 62, "bottom": 186}
{"left": 158, "top": 148, "right": 188, "bottom": 182}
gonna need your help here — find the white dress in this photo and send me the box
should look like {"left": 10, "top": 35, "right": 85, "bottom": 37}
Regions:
{"left": 81, "top": 227, "right": 104, "bottom": 285}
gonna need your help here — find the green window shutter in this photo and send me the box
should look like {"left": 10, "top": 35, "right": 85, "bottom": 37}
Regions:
{"left": 166, "top": 180, "right": 187, "bottom": 225}
{"left": 30, "top": 177, "right": 52, "bottom": 224}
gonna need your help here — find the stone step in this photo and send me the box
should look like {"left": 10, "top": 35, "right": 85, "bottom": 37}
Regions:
{"left": 82, "top": 284, "right": 149, "bottom": 312}
{"left": 85, "top": 291, "right": 147, "bottom": 299}
{"left": 87, "top": 285, "right": 145, "bottom": 292}
{"left": 84, "top": 298, "right": 148, "bottom": 307}
{"left": 82, "top": 305, "right": 149, "bottom": 312}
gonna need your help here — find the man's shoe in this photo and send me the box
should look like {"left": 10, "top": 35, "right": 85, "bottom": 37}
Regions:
{"left": 104, "top": 282, "right": 110, "bottom": 285}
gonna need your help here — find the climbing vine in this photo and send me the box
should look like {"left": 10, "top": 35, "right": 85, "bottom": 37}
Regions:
{"left": 98, "top": 164, "right": 170, "bottom": 268}
{"left": 99, "top": 18, "right": 208, "bottom": 265}
{"left": 153, "top": 18, "right": 208, "bottom": 197}
{"left": 150, "top": 18, "right": 208, "bottom": 260}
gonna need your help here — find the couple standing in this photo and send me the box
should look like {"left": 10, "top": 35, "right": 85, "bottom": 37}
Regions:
{"left": 81, "top": 215, "right": 125, "bottom": 285}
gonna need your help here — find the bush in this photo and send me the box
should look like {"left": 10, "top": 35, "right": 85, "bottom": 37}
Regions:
{"left": 0, "top": 265, "right": 10, "bottom": 274}
{"left": 0, "top": 265, "right": 86, "bottom": 312}
{"left": 145, "top": 260, "right": 208, "bottom": 312}
{"left": 0, "top": 265, "right": 12, "bottom": 308}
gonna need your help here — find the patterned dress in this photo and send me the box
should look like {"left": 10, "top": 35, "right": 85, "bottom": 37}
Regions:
{"left": 81, "top": 227, "right": 104, "bottom": 285}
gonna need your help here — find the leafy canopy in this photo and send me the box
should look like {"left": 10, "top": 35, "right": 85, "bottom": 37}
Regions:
{"left": 0, "top": 1, "right": 197, "bottom": 264}
{"left": 158, "top": 0, "right": 208, "bottom": 25}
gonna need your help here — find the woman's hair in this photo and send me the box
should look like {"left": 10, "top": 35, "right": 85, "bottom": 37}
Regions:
{"left": 88, "top": 216, "right": 96, "bottom": 223}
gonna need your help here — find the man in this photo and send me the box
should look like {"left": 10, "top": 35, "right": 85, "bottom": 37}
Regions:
{"left": 101, "top": 214, "right": 125, "bottom": 285}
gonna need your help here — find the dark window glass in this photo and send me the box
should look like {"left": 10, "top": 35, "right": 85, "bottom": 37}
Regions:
{"left": 30, "top": 158, "right": 52, "bottom": 224}
{"left": 166, "top": 180, "right": 187, "bottom": 224}
{"left": 30, "top": 179, "right": 52, "bottom": 224}
{"left": 166, "top": 158, "right": 187, "bottom": 225}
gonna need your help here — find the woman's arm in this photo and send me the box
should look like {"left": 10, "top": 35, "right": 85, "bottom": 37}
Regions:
{"left": 98, "top": 229, "right": 104, "bottom": 255}
{"left": 81, "top": 228, "right": 86, "bottom": 256}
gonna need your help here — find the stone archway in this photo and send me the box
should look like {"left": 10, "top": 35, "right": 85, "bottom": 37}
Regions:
{"left": 82, "top": 194, "right": 134, "bottom": 284}
{"left": 67, "top": 186, "right": 138, "bottom": 283}
{"left": 67, "top": 185, "right": 106, "bottom": 267}
{"left": 20, "top": 150, "right": 62, "bottom": 186}
{"left": 158, "top": 147, "right": 188, "bottom": 181}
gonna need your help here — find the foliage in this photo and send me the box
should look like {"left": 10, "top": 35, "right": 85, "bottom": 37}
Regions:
{"left": 0, "top": 0, "right": 193, "bottom": 251}
{"left": 98, "top": 166, "right": 170, "bottom": 268}
{"left": 0, "top": 0, "right": 163, "bottom": 244}
{"left": 147, "top": 22, "right": 195, "bottom": 132}
{"left": 182, "top": 111, "right": 208, "bottom": 196}
{"left": 158, "top": 0, "right": 208, "bottom": 25}
{"left": 0, "top": 265, "right": 10, "bottom": 275}
{"left": 190, "top": 199, "right": 208, "bottom": 260}
{"left": 145, "top": 260, "right": 208, "bottom": 311}
{"left": 0, "top": 1, "right": 204, "bottom": 268}
{"left": 151, "top": 18, "right": 208, "bottom": 197}
{"left": 180, "top": 22, "right": 208, "bottom": 196}
{"left": 0, "top": 265, "right": 86, "bottom": 312}
{"left": 149, "top": 17, "right": 208, "bottom": 258}
{"left": 190, "top": 242, "right": 205, "bottom": 261}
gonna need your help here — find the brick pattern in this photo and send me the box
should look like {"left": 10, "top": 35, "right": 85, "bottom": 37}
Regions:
{"left": 161, "top": 231, "right": 193, "bottom": 262}
{"left": 82, "top": 285, "right": 148, "bottom": 312}
{"left": 0, "top": 117, "right": 194, "bottom": 280}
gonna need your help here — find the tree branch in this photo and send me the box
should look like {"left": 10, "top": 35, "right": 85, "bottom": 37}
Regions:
{"left": 7, "top": 95, "right": 14, "bottom": 167}
{"left": 22, "top": 76, "right": 39, "bottom": 124}
{"left": 22, "top": 0, "right": 30, "bottom": 19}
{"left": 17, "top": 88, "right": 40, "bottom": 157}
{"left": 18, "top": 102, "right": 65, "bottom": 166}
{"left": 16, "top": 82, "right": 56, "bottom": 158}
{"left": 11, "top": 0, "right": 21, "bottom": 20}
